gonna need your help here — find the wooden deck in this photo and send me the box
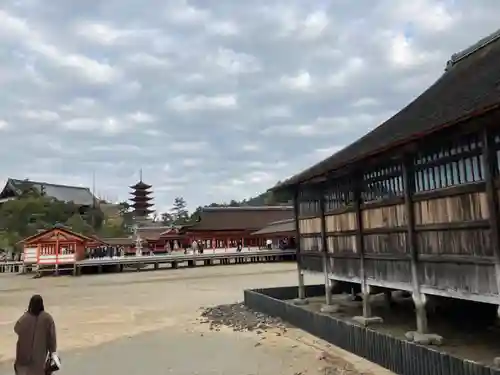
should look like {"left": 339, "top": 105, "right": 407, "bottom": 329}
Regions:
{"left": 0, "top": 249, "right": 297, "bottom": 276}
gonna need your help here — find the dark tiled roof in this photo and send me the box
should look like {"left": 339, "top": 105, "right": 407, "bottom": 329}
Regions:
{"left": 100, "top": 237, "right": 135, "bottom": 245}
{"left": 137, "top": 226, "right": 171, "bottom": 241}
{"left": 4, "top": 178, "right": 96, "bottom": 206}
{"left": 252, "top": 218, "right": 295, "bottom": 236}
{"left": 277, "top": 29, "right": 500, "bottom": 189}
{"left": 189, "top": 206, "right": 293, "bottom": 231}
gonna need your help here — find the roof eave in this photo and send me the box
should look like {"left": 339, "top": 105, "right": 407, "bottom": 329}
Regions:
{"left": 277, "top": 102, "right": 500, "bottom": 189}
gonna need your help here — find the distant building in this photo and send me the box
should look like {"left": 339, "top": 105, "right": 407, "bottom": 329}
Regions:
{"left": 0, "top": 178, "right": 97, "bottom": 207}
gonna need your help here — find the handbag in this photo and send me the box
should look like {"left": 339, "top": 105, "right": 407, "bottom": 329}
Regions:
{"left": 45, "top": 352, "right": 61, "bottom": 375}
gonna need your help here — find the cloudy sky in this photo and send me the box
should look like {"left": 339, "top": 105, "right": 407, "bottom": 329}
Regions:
{"left": 0, "top": 0, "right": 499, "bottom": 213}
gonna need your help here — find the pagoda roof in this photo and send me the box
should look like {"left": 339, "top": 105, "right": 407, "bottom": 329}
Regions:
{"left": 131, "top": 200, "right": 153, "bottom": 205}
{"left": 130, "top": 180, "right": 152, "bottom": 189}
{"left": 130, "top": 196, "right": 153, "bottom": 202}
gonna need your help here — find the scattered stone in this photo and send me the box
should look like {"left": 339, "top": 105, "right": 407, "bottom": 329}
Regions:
{"left": 316, "top": 351, "right": 327, "bottom": 360}
{"left": 200, "top": 302, "right": 287, "bottom": 332}
{"left": 493, "top": 357, "right": 500, "bottom": 368}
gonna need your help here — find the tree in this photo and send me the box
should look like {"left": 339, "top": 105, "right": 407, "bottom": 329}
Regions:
{"left": 161, "top": 212, "right": 174, "bottom": 225}
{"left": 66, "top": 214, "right": 94, "bottom": 236}
{"left": 171, "top": 197, "right": 189, "bottom": 225}
{"left": 99, "top": 221, "right": 127, "bottom": 238}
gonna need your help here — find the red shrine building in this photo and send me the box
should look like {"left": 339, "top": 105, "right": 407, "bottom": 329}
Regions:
{"left": 20, "top": 224, "right": 103, "bottom": 266}
{"left": 184, "top": 206, "right": 293, "bottom": 249}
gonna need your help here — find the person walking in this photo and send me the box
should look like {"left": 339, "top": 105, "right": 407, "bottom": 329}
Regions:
{"left": 14, "top": 295, "right": 58, "bottom": 375}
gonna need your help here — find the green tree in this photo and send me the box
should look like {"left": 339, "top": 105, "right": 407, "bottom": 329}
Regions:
{"left": 66, "top": 214, "right": 94, "bottom": 236}
{"left": 161, "top": 212, "right": 174, "bottom": 225}
{"left": 99, "top": 221, "right": 127, "bottom": 237}
{"left": 171, "top": 197, "right": 189, "bottom": 225}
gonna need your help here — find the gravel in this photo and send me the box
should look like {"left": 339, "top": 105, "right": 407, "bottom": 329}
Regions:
{"left": 199, "top": 302, "right": 288, "bottom": 333}
{"left": 198, "top": 303, "right": 369, "bottom": 374}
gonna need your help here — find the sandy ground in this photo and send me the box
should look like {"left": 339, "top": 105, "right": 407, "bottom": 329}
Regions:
{"left": 0, "top": 264, "right": 393, "bottom": 374}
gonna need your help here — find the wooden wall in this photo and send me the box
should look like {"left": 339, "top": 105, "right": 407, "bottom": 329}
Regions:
{"left": 296, "top": 126, "right": 500, "bottom": 303}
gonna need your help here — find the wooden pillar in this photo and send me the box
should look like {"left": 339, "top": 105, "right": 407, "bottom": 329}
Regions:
{"left": 353, "top": 174, "right": 369, "bottom": 317}
{"left": 351, "top": 172, "right": 382, "bottom": 326}
{"left": 319, "top": 186, "right": 334, "bottom": 310}
{"left": 482, "top": 127, "right": 500, "bottom": 299}
{"left": 402, "top": 155, "right": 428, "bottom": 334}
{"left": 293, "top": 187, "right": 307, "bottom": 304}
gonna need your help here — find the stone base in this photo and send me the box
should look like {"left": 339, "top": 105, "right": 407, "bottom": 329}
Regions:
{"left": 493, "top": 357, "right": 500, "bottom": 368}
{"left": 405, "top": 331, "right": 443, "bottom": 346}
{"left": 292, "top": 298, "right": 309, "bottom": 306}
{"left": 320, "top": 304, "right": 340, "bottom": 313}
{"left": 352, "top": 316, "right": 383, "bottom": 326}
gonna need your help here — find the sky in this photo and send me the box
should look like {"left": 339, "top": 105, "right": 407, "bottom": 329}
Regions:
{"left": 0, "top": 0, "right": 499, "bottom": 213}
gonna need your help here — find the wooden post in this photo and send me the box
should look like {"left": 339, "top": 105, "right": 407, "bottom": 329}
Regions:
{"left": 402, "top": 153, "right": 441, "bottom": 344}
{"left": 352, "top": 172, "right": 382, "bottom": 325}
{"left": 482, "top": 127, "right": 500, "bottom": 299}
{"left": 402, "top": 155, "right": 428, "bottom": 334}
{"left": 354, "top": 174, "right": 368, "bottom": 316}
{"left": 319, "top": 185, "right": 336, "bottom": 312}
{"left": 293, "top": 187, "right": 307, "bottom": 304}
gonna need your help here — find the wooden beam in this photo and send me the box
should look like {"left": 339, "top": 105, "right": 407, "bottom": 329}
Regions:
{"left": 481, "top": 126, "right": 500, "bottom": 298}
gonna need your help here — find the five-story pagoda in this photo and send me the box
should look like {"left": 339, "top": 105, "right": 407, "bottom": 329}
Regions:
{"left": 129, "top": 172, "right": 154, "bottom": 219}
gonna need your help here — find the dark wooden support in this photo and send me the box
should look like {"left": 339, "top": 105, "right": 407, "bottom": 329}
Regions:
{"left": 319, "top": 187, "right": 333, "bottom": 306}
{"left": 403, "top": 155, "right": 428, "bottom": 334}
{"left": 353, "top": 174, "right": 371, "bottom": 318}
{"left": 482, "top": 127, "right": 500, "bottom": 299}
{"left": 293, "top": 187, "right": 307, "bottom": 303}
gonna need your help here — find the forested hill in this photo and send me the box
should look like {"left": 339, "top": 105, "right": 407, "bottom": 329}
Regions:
{"left": 202, "top": 185, "right": 292, "bottom": 209}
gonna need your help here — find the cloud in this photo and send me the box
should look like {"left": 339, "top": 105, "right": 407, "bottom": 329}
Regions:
{"left": 0, "top": 1, "right": 499, "bottom": 211}
{"left": 21, "top": 109, "right": 60, "bottom": 122}
{"left": 167, "top": 94, "right": 238, "bottom": 111}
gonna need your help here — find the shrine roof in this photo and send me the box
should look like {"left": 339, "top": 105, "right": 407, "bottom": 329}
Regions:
{"left": 1, "top": 178, "right": 96, "bottom": 206}
{"left": 189, "top": 206, "right": 293, "bottom": 232}
{"left": 100, "top": 237, "right": 135, "bottom": 245}
{"left": 137, "top": 226, "right": 171, "bottom": 241}
{"left": 275, "top": 28, "right": 500, "bottom": 190}
{"left": 252, "top": 218, "right": 295, "bottom": 236}
{"left": 19, "top": 224, "right": 95, "bottom": 245}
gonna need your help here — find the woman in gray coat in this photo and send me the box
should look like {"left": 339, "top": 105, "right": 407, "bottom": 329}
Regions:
{"left": 14, "top": 295, "right": 57, "bottom": 375}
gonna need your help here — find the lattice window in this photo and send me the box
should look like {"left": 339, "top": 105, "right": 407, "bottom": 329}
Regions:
{"left": 324, "top": 177, "right": 354, "bottom": 212}
{"left": 414, "top": 133, "right": 483, "bottom": 193}
{"left": 298, "top": 185, "right": 320, "bottom": 216}
{"left": 362, "top": 163, "right": 404, "bottom": 203}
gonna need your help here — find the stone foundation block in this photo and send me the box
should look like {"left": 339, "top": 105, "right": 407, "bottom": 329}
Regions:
{"left": 352, "top": 316, "right": 383, "bottom": 326}
{"left": 405, "top": 331, "right": 443, "bottom": 346}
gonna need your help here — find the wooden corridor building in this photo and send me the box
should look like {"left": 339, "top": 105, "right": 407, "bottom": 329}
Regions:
{"left": 273, "top": 29, "right": 500, "bottom": 339}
